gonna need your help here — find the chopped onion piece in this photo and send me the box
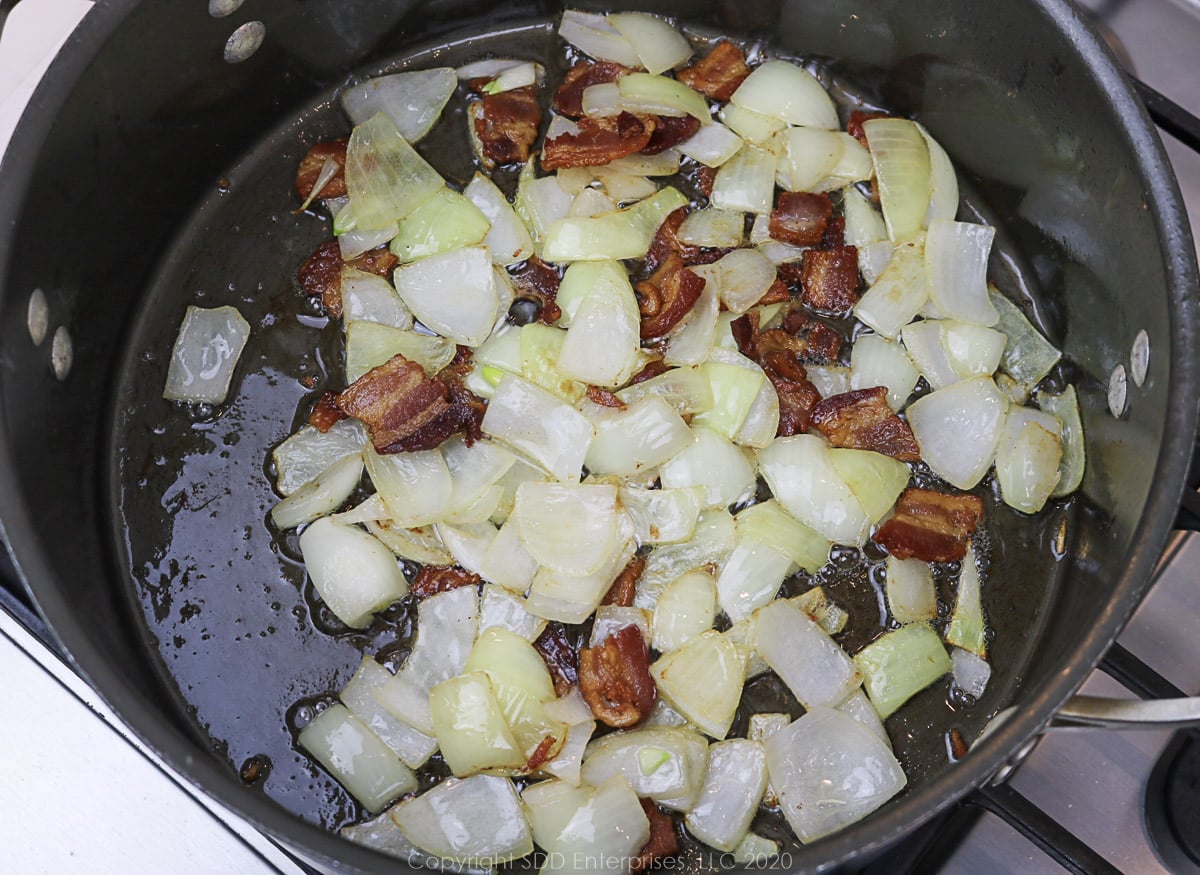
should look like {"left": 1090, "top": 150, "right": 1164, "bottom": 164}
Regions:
{"left": 757, "top": 434, "right": 871, "bottom": 545}
{"left": 885, "top": 555, "right": 937, "bottom": 624}
{"left": 731, "top": 833, "right": 780, "bottom": 865}
{"left": 590, "top": 605, "right": 652, "bottom": 647}
{"left": 270, "top": 453, "right": 363, "bottom": 531}
{"left": 513, "top": 482, "right": 619, "bottom": 576}
{"left": 519, "top": 323, "right": 584, "bottom": 403}
{"left": 853, "top": 235, "right": 930, "bottom": 339}
{"left": 678, "top": 208, "right": 745, "bottom": 248}
{"left": 393, "top": 245, "right": 499, "bottom": 346}
{"left": 828, "top": 448, "right": 911, "bottom": 524}
{"left": 607, "top": 150, "right": 682, "bottom": 177}
{"left": 918, "top": 122, "right": 960, "bottom": 223}
{"left": 558, "top": 9, "right": 641, "bottom": 67}
{"left": 299, "top": 517, "right": 407, "bottom": 628}
{"left": 651, "top": 630, "right": 744, "bottom": 739}
{"left": 541, "top": 717, "right": 596, "bottom": 785}
{"left": 715, "top": 538, "right": 792, "bottom": 624}
{"left": 298, "top": 704, "right": 417, "bottom": 814}
{"left": 814, "top": 134, "right": 874, "bottom": 191}
{"left": 392, "top": 775, "right": 533, "bottom": 863}
{"left": 617, "top": 72, "right": 711, "bottom": 124}
{"left": 363, "top": 445, "right": 453, "bottom": 527}
{"left": 652, "top": 569, "right": 717, "bottom": 652}
{"left": 659, "top": 427, "right": 757, "bottom": 509}
{"left": 619, "top": 484, "right": 705, "bottom": 546}
{"left": 951, "top": 647, "right": 992, "bottom": 699}
{"left": 340, "top": 69, "right": 456, "bottom": 143}
{"left": 992, "top": 289, "right": 1062, "bottom": 401}
{"left": 764, "top": 708, "right": 906, "bottom": 842}
{"left": 345, "top": 321, "right": 457, "bottom": 382}
{"left": 843, "top": 185, "right": 888, "bottom": 247}
{"left": 905, "top": 376, "right": 1007, "bottom": 489}
{"left": 791, "top": 586, "right": 848, "bottom": 636}
{"left": 684, "top": 739, "right": 768, "bottom": 852}
{"left": 341, "top": 658, "right": 438, "bottom": 769}
{"left": 735, "top": 499, "right": 830, "bottom": 572}
{"left": 585, "top": 395, "right": 694, "bottom": 477}
{"left": 340, "top": 269, "right": 412, "bottom": 329}
{"left": 1036, "top": 385, "right": 1085, "bottom": 496}
{"left": 435, "top": 521, "right": 497, "bottom": 578}
{"left": 582, "top": 726, "right": 709, "bottom": 809}
{"left": 478, "top": 517, "right": 540, "bottom": 593}
{"left": 995, "top": 406, "right": 1062, "bottom": 514}
{"left": 607, "top": 12, "right": 692, "bottom": 74}
{"left": 482, "top": 374, "right": 595, "bottom": 483}
{"left": 804, "top": 364, "right": 852, "bottom": 399}
{"left": 663, "top": 265, "right": 721, "bottom": 365}
{"left": 516, "top": 161, "right": 574, "bottom": 241}
{"left": 542, "top": 187, "right": 689, "bottom": 262}
{"left": 710, "top": 145, "right": 777, "bottom": 214}
{"left": 677, "top": 121, "right": 744, "bottom": 167}
{"left": 924, "top": 219, "right": 998, "bottom": 326}
{"left": 635, "top": 510, "right": 736, "bottom": 611}
{"left": 593, "top": 167, "right": 659, "bottom": 204}
{"left": 837, "top": 689, "right": 891, "bottom": 749}
{"left": 901, "top": 320, "right": 960, "bottom": 390}
{"left": 569, "top": 186, "right": 618, "bottom": 218}
{"left": 537, "top": 775, "right": 650, "bottom": 866}
{"left": 616, "top": 365, "right": 714, "bottom": 416}
{"left": 942, "top": 320, "right": 1007, "bottom": 380}
{"left": 733, "top": 373, "right": 780, "bottom": 450}
{"left": 858, "top": 239, "right": 894, "bottom": 285}
{"left": 720, "top": 103, "right": 787, "bottom": 147}
{"left": 730, "top": 59, "right": 838, "bottom": 129}
{"left": 431, "top": 671, "right": 526, "bottom": 774}
{"left": 712, "top": 248, "right": 776, "bottom": 314}
{"left": 345, "top": 112, "right": 444, "bottom": 231}
{"left": 556, "top": 262, "right": 641, "bottom": 387}
{"left": 755, "top": 598, "right": 861, "bottom": 709}
{"left": 854, "top": 623, "right": 952, "bottom": 718}
{"left": 850, "top": 333, "right": 920, "bottom": 410}
{"left": 692, "top": 360, "right": 765, "bottom": 439}
{"left": 862, "top": 117, "right": 931, "bottom": 243}
{"left": 526, "top": 537, "right": 636, "bottom": 624}
{"left": 457, "top": 57, "right": 536, "bottom": 81}
{"left": 480, "top": 61, "right": 543, "bottom": 94}
{"left": 772, "top": 127, "right": 844, "bottom": 193}
{"left": 339, "top": 806, "right": 435, "bottom": 867}
{"left": 442, "top": 437, "right": 517, "bottom": 520}
{"left": 163, "top": 305, "right": 250, "bottom": 404}
{"left": 390, "top": 187, "right": 491, "bottom": 262}
{"left": 366, "top": 520, "right": 454, "bottom": 567}
{"left": 339, "top": 224, "right": 399, "bottom": 260}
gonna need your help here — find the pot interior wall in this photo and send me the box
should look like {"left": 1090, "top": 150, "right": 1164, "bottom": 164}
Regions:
{"left": 0, "top": 0, "right": 1191, "bottom": 871}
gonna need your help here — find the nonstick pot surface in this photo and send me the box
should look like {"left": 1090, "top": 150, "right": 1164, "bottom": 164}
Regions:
{"left": 2, "top": 0, "right": 1198, "bottom": 872}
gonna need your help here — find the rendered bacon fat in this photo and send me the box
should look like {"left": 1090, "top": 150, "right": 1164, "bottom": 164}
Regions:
{"left": 579, "top": 624, "right": 656, "bottom": 727}
{"left": 873, "top": 487, "right": 985, "bottom": 562}
{"left": 811, "top": 387, "right": 921, "bottom": 461}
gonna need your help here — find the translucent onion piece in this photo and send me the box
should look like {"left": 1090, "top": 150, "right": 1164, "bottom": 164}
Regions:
{"left": 663, "top": 265, "right": 721, "bottom": 366}
{"left": 435, "top": 521, "right": 497, "bottom": 578}
{"left": 853, "top": 235, "right": 930, "bottom": 339}
{"left": 651, "top": 630, "right": 745, "bottom": 739}
{"left": 516, "top": 162, "right": 574, "bottom": 241}
{"left": 764, "top": 708, "right": 906, "bottom": 842}
{"left": 803, "top": 364, "right": 852, "bottom": 399}
{"left": 730, "top": 60, "right": 838, "bottom": 129}
{"left": 523, "top": 779, "right": 593, "bottom": 851}
{"left": 556, "top": 262, "right": 641, "bottom": 387}
{"left": 482, "top": 374, "right": 595, "bottom": 483}
{"left": 465, "top": 628, "right": 565, "bottom": 757}
{"left": 885, "top": 555, "right": 937, "bottom": 624}
{"left": 345, "top": 112, "right": 444, "bottom": 231}
{"left": 390, "top": 187, "right": 491, "bottom": 263}
{"left": 813, "top": 134, "right": 874, "bottom": 192}
{"left": 917, "top": 122, "right": 960, "bottom": 224}
{"left": 340, "top": 269, "right": 412, "bottom": 329}
{"left": 842, "top": 185, "right": 888, "bottom": 247}
{"left": 734, "top": 499, "right": 830, "bottom": 572}
{"left": 478, "top": 518, "right": 540, "bottom": 593}
{"left": 924, "top": 219, "right": 998, "bottom": 326}
{"left": 635, "top": 510, "right": 736, "bottom": 611}
{"left": 755, "top": 598, "right": 861, "bottom": 709}
{"left": 710, "top": 145, "right": 777, "bottom": 214}
{"left": 299, "top": 517, "right": 407, "bottom": 628}
{"left": 853, "top": 623, "right": 952, "bottom": 718}
{"left": 619, "top": 484, "right": 705, "bottom": 546}
{"left": 733, "top": 373, "right": 780, "bottom": 450}
{"left": 163, "top": 305, "right": 251, "bottom": 404}
{"left": 607, "top": 12, "right": 693, "bottom": 74}
{"left": 616, "top": 365, "right": 715, "bottom": 416}
{"left": 720, "top": 104, "right": 787, "bottom": 147}
{"left": 992, "top": 289, "right": 1062, "bottom": 401}
{"left": 942, "top": 320, "right": 1007, "bottom": 380}
{"left": 905, "top": 376, "right": 1007, "bottom": 490}
{"left": 569, "top": 186, "right": 617, "bottom": 218}
{"left": 678, "top": 208, "right": 745, "bottom": 248}
{"left": 298, "top": 704, "right": 417, "bottom": 814}
{"left": 585, "top": 396, "right": 694, "bottom": 477}
{"left": 482, "top": 61, "right": 543, "bottom": 95}
{"left": 772, "top": 127, "right": 844, "bottom": 193}
{"left": 791, "top": 586, "right": 848, "bottom": 636}
{"left": 850, "top": 333, "right": 920, "bottom": 411}
{"left": 858, "top": 239, "right": 894, "bottom": 285}
{"left": 837, "top": 689, "right": 891, "bottom": 749}
{"left": 270, "top": 453, "right": 363, "bottom": 531}
{"left": 541, "top": 717, "right": 597, "bottom": 785}
{"left": 677, "top": 121, "right": 745, "bottom": 168}
{"left": 558, "top": 9, "right": 641, "bottom": 67}
{"left": 590, "top": 605, "right": 653, "bottom": 647}
{"left": 457, "top": 57, "right": 536, "bottom": 81}
{"left": 519, "top": 323, "right": 584, "bottom": 403}
{"left": 541, "top": 187, "right": 689, "bottom": 262}
{"left": 951, "top": 648, "right": 992, "bottom": 699}
{"left": 593, "top": 167, "right": 658, "bottom": 204}
{"left": 652, "top": 569, "right": 717, "bottom": 653}
{"left": 341, "top": 658, "right": 438, "bottom": 769}
{"left": 1036, "top": 385, "right": 1085, "bottom": 496}
{"left": 513, "top": 481, "right": 619, "bottom": 576}
{"left": 756, "top": 239, "right": 806, "bottom": 264}
{"left": 607, "top": 150, "right": 682, "bottom": 177}
{"left": 442, "top": 437, "right": 517, "bottom": 520}
{"left": 338, "top": 223, "right": 399, "bottom": 260}
{"left": 366, "top": 520, "right": 454, "bottom": 567}
{"left": 526, "top": 538, "right": 636, "bottom": 624}
{"left": 900, "top": 320, "right": 960, "bottom": 390}
{"left": 861, "top": 118, "right": 931, "bottom": 243}
{"left": 659, "top": 427, "right": 757, "bottom": 509}
{"left": 536, "top": 775, "right": 651, "bottom": 869}
{"left": 684, "top": 739, "right": 768, "bottom": 852}
{"left": 340, "top": 806, "right": 437, "bottom": 867}
{"left": 430, "top": 671, "right": 526, "bottom": 775}
{"left": 712, "top": 248, "right": 776, "bottom": 314}
{"left": 393, "top": 245, "right": 499, "bottom": 346}
{"left": 731, "top": 833, "right": 780, "bottom": 865}
{"left": 391, "top": 775, "right": 534, "bottom": 863}
{"left": 617, "top": 73, "right": 711, "bottom": 124}
{"left": 827, "top": 448, "right": 911, "bottom": 524}
{"left": 715, "top": 538, "right": 792, "bottom": 624}
{"left": 333, "top": 493, "right": 388, "bottom": 526}
{"left": 345, "top": 321, "right": 457, "bottom": 382}
{"left": 582, "top": 726, "right": 710, "bottom": 809}
{"left": 756, "top": 434, "right": 871, "bottom": 546}
{"left": 995, "top": 406, "right": 1062, "bottom": 514}
{"left": 692, "top": 360, "right": 765, "bottom": 439}
{"left": 363, "top": 445, "right": 453, "bottom": 527}
{"left": 340, "top": 69, "right": 457, "bottom": 143}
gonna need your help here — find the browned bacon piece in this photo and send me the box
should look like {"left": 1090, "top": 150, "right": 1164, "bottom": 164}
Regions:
{"left": 645, "top": 207, "right": 730, "bottom": 273}
{"left": 298, "top": 240, "right": 345, "bottom": 317}
{"left": 473, "top": 86, "right": 542, "bottom": 167}
{"left": 410, "top": 565, "right": 481, "bottom": 599}
{"left": 510, "top": 256, "right": 563, "bottom": 324}
{"left": 691, "top": 163, "right": 717, "bottom": 198}
{"left": 294, "top": 139, "right": 347, "bottom": 202}
{"left": 732, "top": 314, "right": 823, "bottom": 436}
{"left": 587, "top": 386, "right": 627, "bottom": 409}
{"left": 676, "top": 40, "right": 751, "bottom": 101}
{"left": 553, "top": 61, "right": 629, "bottom": 119}
{"left": 631, "top": 800, "right": 680, "bottom": 873}
{"left": 542, "top": 112, "right": 655, "bottom": 171}
{"left": 626, "top": 358, "right": 670, "bottom": 387}
{"left": 811, "top": 386, "right": 921, "bottom": 461}
{"left": 601, "top": 555, "right": 646, "bottom": 607}
{"left": 823, "top": 216, "right": 846, "bottom": 249}
{"left": 534, "top": 623, "right": 578, "bottom": 698}
{"left": 800, "top": 246, "right": 860, "bottom": 312}
{"left": 772, "top": 368, "right": 824, "bottom": 436}
{"left": 642, "top": 115, "right": 701, "bottom": 155}
{"left": 776, "top": 305, "right": 843, "bottom": 363}
{"left": 335, "top": 355, "right": 450, "bottom": 452}
{"left": 758, "top": 276, "right": 792, "bottom": 306}
{"left": 579, "top": 625, "right": 656, "bottom": 728}
{"left": 769, "top": 192, "right": 833, "bottom": 246}
{"left": 307, "top": 391, "right": 347, "bottom": 433}
{"left": 525, "top": 735, "right": 558, "bottom": 772}
{"left": 873, "top": 488, "right": 984, "bottom": 563}
{"left": 384, "top": 381, "right": 486, "bottom": 453}
{"left": 847, "top": 109, "right": 889, "bottom": 147}
{"left": 637, "top": 252, "right": 706, "bottom": 339}
{"left": 347, "top": 246, "right": 399, "bottom": 278}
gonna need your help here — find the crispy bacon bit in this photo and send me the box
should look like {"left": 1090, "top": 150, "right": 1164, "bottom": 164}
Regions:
{"left": 307, "top": 391, "right": 347, "bottom": 433}
{"left": 386, "top": 381, "right": 486, "bottom": 453}
{"left": 772, "top": 368, "right": 824, "bottom": 436}
{"left": 848, "top": 109, "right": 889, "bottom": 147}
{"left": 410, "top": 565, "right": 481, "bottom": 599}
{"left": 733, "top": 314, "right": 824, "bottom": 436}
{"left": 602, "top": 555, "right": 646, "bottom": 607}
{"left": 542, "top": 112, "right": 655, "bottom": 171}
{"left": 579, "top": 625, "right": 656, "bottom": 728}
{"left": 769, "top": 192, "right": 833, "bottom": 246}
{"left": 691, "top": 163, "right": 717, "bottom": 198}
{"left": 553, "top": 61, "right": 629, "bottom": 119}
{"left": 948, "top": 727, "right": 969, "bottom": 761}
{"left": 587, "top": 386, "right": 627, "bottom": 409}
{"left": 347, "top": 246, "right": 399, "bottom": 278}
{"left": 473, "top": 86, "right": 542, "bottom": 167}
{"left": 800, "top": 246, "right": 860, "bottom": 312}
{"left": 811, "top": 386, "right": 921, "bottom": 461}
{"left": 510, "top": 257, "right": 563, "bottom": 325}
{"left": 873, "top": 487, "right": 985, "bottom": 563}
{"left": 823, "top": 216, "right": 846, "bottom": 249}
{"left": 525, "top": 735, "right": 558, "bottom": 772}
{"left": 638, "top": 253, "right": 706, "bottom": 339}
{"left": 645, "top": 208, "right": 730, "bottom": 273}
{"left": 335, "top": 354, "right": 449, "bottom": 452}
{"left": 534, "top": 623, "right": 579, "bottom": 698}
{"left": 631, "top": 799, "right": 680, "bottom": 873}
{"left": 806, "top": 321, "right": 843, "bottom": 362}
{"left": 642, "top": 115, "right": 701, "bottom": 155}
{"left": 298, "top": 240, "right": 345, "bottom": 317}
{"left": 758, "top": 276, "right": 792, "bottom": 306}
{"left": 627, "top": 358, "right": 670, "bottom": 387}
{"left": 294, "top": 139, "right": 347, "bottom": 202}
{"left": 676, "top": 40, "right": 751, "bottom": 102}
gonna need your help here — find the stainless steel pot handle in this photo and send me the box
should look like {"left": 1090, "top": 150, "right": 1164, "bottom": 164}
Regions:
{"left": 1053, "top": 695, "right": 1200, "bottom": 730}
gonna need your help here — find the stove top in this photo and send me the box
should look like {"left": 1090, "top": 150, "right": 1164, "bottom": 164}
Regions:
{"left": 2, "top": 1, "right": 1199, "bottom": 873}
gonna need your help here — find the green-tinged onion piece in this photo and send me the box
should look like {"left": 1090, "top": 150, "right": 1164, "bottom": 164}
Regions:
{"left": 344, "top": 321, "right": 457, "bottom": 383}
{"left": 991, "top": 288, "right": 1063, "bottom": 402}
{"left": 391, "top": 774, "right": 534, "bottom": 863}
{"left": 735, "top": 499, "right": 831, "bottom": 573}
{"left": 163, "top": 305, "right": 251, "bottom": 405}
{"left": 854, "top": 622, "right": 952, "bottom": 718}
{"left": 652, "top": 569, "right": 718, "bottom": 653}
{"left": 340, "top": 68, "right": 457, "bottom": 143}
{"left": 272, "top": 419, "right": 368, "bottom": 496}
{"left": 541, "top": 186, "right": 688, "bottom": 261}
{"left": 945, "top": 542, "right": 987, "bottom": 657}
{"left": 994, "top": 406, "right": 1063, "bottom": 514}
{"left": 389, "top": 187, "right": 491, "bottom": 262}
{"left": 862, "top": 117, "right": 931, "bottom": 243}
{"left": 345, "top": 112, "right": 444, "bottom": 232}
{"left": 756, "top": 434, "right": 871, "bottom": 546}
{"left": 618, "top": 72, "right": 711, "bottom": 123}
{"left": 1036, "top": 384, "right": 1086, "bottom": 496}
{"left": 270, "top": 453, "right": 363, "bottom": 531}
{"left": 607, "top": 12, "right": 693, "bottom": 75}
{"left": 298, "top": 704, "right": 417, "bottom": 814}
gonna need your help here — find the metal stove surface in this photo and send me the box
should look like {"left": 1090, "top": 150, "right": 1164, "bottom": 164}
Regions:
{"left": 2, "top": 1, "right": 1199, "bottom": 873}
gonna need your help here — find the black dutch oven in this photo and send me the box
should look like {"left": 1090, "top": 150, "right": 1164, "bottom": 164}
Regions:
{"left": 0, "top": 0, "right": 1198, "bottom": 871}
